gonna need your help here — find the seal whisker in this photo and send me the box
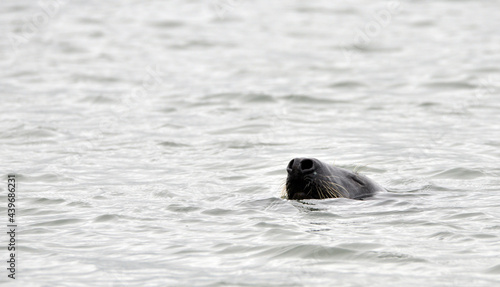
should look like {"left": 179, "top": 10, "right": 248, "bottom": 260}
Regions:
{"left": 318, "top": 180, "right": 339, "bottom": 199}
{"left": 353, "top": 163, "right": 370, "bottom": 174}
{"left": 317, "top": 180, "right": 333, "bottom": 198}
{"left": 304, "top": 174, "right": 314, "bottom": 179}
{"left": 317, "top": 189, "right": 324, "bottom": 199}
{"left": 321, "top": 185, "right": 335, "bottom": 199}
{"left": 327, "top": 184, "right": 341, "bottom": 198}
{"left": 323, "top": 181, "right": 341, "bottom": 198}
{"left": 328, "top": 181, "right": 349, "bottom": 197}
{"left": 280, "top": 180, "right": 288, "bottom": 198}
{"left": 314, "top": 181, "right": 327, "bottom": 199}
{"left": 306, "top": 187, "right": 314, "bottom": 199}
{"left": 328, "top": 180, "right": 345, "bottom": 198}
{"left": 318, "top": 179, "right": 338, "bottom": 198}
{"left": 312, "top": 181, "right": 323, "bottom": 199}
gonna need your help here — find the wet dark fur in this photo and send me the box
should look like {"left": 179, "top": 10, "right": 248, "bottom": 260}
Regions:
{"left": 285, "top": 158, "right": 385, "bottom": 200}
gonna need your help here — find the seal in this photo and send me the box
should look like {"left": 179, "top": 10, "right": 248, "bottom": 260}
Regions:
{"left": 284, "top": 157, "right": 385, "bottom": 200}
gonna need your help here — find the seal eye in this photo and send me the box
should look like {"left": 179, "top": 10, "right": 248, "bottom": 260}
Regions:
{"left": 351, "top": 175, "right": 365, "bottom": 186}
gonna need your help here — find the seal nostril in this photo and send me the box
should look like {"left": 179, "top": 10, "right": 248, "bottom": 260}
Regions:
{"left": 300, "top": 159, "right": 313, "bottom": 171}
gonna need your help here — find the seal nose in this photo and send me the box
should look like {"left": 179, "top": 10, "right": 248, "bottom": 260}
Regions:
{"left": 287, "top": 158, "right": 315, "bottom": 175}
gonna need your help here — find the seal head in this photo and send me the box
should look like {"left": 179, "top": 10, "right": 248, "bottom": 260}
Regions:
{"left": 285, "top": 158, "right": 384, "bottom": 200}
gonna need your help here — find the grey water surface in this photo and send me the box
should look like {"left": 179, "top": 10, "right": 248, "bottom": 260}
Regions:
{"left": 1, "top": 0, "right": 500, "bottom": 286}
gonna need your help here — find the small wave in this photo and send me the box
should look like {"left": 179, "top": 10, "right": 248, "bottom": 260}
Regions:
{"left": 253, "top": 244, "right": 357, "bottom": 260}
{"left": 159, "top": 141, "right": 190, "bottom": 148}
{"left": 31, "top": 198, "right": 66, "bottom": 205}
{"left": 485, "top": 264, "right": 500, "bottom": 274}
{"left": 203, "top": 92, "right": 276, "bottom": 103}
{"left": 93, "top": 214, "right": 120, "bottom": 223}
{"left": 422, "top": 81, "right": 476, "bottom": 90}
{"left": 431, "top": 167, "right": 486, "bottom": 179}
{"left": 329, "top": 81, "right": 367, "bottom": 89}
{"left": 282, "top": 94, "right": 347, "bottom": 104}
{"left": 32, "top": 218, "right": 83, "bottom": 227}
{"left": 148, "top": 20, "right": 185, "bottom": 28}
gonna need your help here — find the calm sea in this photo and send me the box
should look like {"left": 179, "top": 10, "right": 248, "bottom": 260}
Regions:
{"left": 1, "top": 0, "right": 500, "bottom": 286}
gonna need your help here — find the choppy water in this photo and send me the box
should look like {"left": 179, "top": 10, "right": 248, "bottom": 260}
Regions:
{"left": 1, "top": 0, "right": 500, "bottom": 286}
